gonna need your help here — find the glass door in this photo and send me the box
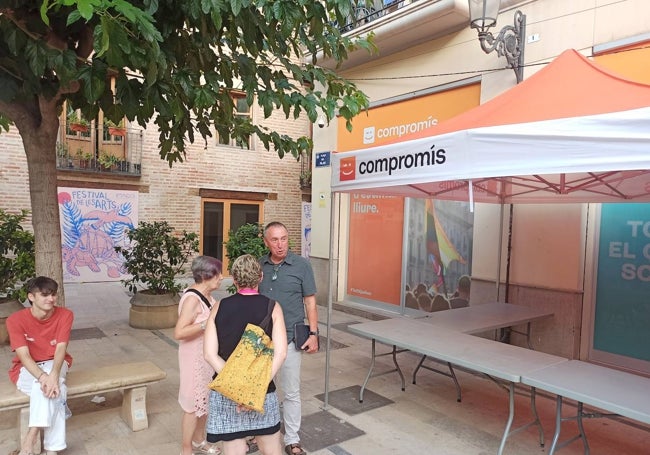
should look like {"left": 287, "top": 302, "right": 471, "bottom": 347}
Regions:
{"left": 202, "top": 202, "right": 224, "bottom": 261}
{"left": 201, "top": 199, "right": 263, "bottom": 274}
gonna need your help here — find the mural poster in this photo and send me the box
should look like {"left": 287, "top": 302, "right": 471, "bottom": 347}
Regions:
{"left": 58, "top": 187, "right": 138, "bottom": 283}
{"left": 301, "top": 202, "right": 312, "bottom": 258}
{"left": 594, "top": 203, "right": 650, "bottom": 361}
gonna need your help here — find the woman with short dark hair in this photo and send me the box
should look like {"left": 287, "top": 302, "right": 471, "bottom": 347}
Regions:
{"left": 174, "top": 256, "right": 223, "bottom": 455}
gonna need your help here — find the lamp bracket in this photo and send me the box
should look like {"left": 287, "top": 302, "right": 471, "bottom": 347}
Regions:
{"left": 477, "top": 10, "right": 526, "bottom": 83}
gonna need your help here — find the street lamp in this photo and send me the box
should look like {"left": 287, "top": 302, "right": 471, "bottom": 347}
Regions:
{"left": 468, "top": 0, "right": 526, "bottom": 83}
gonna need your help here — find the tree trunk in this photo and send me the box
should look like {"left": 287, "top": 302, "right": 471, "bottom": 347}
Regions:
{"left": 17, "top": 105, "right": 66, "bottom": 306}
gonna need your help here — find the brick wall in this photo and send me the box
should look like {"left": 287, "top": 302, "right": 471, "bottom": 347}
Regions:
{"left": 0, "top": 104, "right": 310, "bottom": 252}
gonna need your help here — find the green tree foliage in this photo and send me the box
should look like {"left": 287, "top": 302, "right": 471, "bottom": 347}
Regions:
{"left": 0, "top": 0, "right": 372, "bottom": 301}
{"left": 224, "top": 223, "right": 268, "bottom": 294}
{"left": 114, "top": 221, "right": 199, "bottom": 295}
{"left": 0, "top": 209, "right": 36, "bottom": 301}
{"left": 225, "top": 223, "right": 269, "bottom": 294}
{"left": 0, "top": 0, "right": 371, "bottom": 158}
{"left": 225, "top": 222, "right": 269, "bottom": 270}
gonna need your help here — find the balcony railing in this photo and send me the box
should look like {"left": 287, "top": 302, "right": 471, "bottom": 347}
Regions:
{"left": 300, "top": 153, "right": 312, "bottom": 190}
{"left": 337, "top": 0, "right": 419, "bottom": 33}
{"left": 56, "top": 125, "right": 143, "bottom": 176}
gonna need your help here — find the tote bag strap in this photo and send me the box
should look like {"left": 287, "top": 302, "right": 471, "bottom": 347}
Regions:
{"left": 184, "top": 288, "right": 212, "bottom": 309}
{"left": 259, "top": 298, "right": 275, "bottom": 332}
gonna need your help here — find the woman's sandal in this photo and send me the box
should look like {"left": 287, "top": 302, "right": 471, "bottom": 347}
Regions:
{"left": 191, "top": 439, "right": 221, "bottom": 454}
{"left": 284, "top": 443, "right": 306, "bottom": 455}
{"left": 246, "top": 437, "right": 258, "bottom": 453}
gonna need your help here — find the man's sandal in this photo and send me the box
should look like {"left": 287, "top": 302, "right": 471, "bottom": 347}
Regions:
{"left": 284, "top": 443, "right": 306, "bottom": 455}
{"left": 192, "top": 439, "right": 221, "bottom": 454}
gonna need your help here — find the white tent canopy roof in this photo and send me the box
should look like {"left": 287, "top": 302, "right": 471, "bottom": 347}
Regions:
{"left": 330, "top": 50, "right": 650, "bottom": 203}
{"left": 331, "top": 106, "right": 650, "bottom": 203}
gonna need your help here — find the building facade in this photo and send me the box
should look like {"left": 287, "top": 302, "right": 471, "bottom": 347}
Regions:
{"left": 1, "top": 96, "right": 312, "bottom": 279}
{"left": 309, "top": 0, "right": 650, "bottom": 375}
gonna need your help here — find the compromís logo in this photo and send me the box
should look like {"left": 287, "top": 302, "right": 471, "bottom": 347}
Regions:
{"left": 363, "top": 127, "right": 375, "bottom": 144}
{"left": 340, "top": 157, "right": 356, "bottom": 181}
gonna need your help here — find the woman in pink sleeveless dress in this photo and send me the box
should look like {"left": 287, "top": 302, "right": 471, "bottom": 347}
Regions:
{"left": 174, "top": 256, "right": 223, "bottom": 455}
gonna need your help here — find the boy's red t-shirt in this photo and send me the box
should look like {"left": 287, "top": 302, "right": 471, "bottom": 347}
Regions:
{"left": 7, "top": 306, "right": 74, "bottom": 384}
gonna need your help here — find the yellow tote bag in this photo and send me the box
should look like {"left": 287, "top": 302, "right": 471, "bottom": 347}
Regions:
{"left": 209, "top": 302, "right": 275, "bottom": 413}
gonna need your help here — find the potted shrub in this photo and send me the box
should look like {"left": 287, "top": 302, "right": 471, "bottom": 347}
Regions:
{"left": 99, "top": 151, "right": 120, "bottom": 171}
{"left": 115, "top": 221, "right": 198, "bottom": 328}
{"left": 105, "top": 118, "right": 126, "bottom": 136}
{"left": 67, "top": 112, "right": 89, "bottom": 133}
{"left": 0, "top": 209, "right": 35, "bottom": 344}
{"left": 75, "top": 149, "right": 93, "bottom": 169}
{"left": 84, "top": 152, "right": 95, "bottom": 169}
{"left": 299, "top": 169, "right": 312, "bottom": 189}
{"left": 224, "top": 223, "right": 268, "bottom": 293}
{"left": 56, "top": 142, "right": 73, "bottom": 168}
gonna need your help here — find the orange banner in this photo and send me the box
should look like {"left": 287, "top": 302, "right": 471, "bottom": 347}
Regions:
{"left": 337, "top": 83, "right": 480, "bottom": 152}
{"left": 347, "top": 194, "right": 404, "bottom": 305}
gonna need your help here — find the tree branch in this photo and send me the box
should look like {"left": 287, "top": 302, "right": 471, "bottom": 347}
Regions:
{"left": 0, "top": 8, "right": 94, "bottom": 59}
{"left": 0, "top": 99, "right": 31, "bottom": 125}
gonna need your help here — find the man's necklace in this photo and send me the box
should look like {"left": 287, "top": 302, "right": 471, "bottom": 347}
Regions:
{"left": 271, "top": 261, "right": 285, "bottom": 281}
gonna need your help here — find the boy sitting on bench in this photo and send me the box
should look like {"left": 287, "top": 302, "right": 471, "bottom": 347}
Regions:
{"left": 7, "top": 276, "right": 74, "bottom": 455}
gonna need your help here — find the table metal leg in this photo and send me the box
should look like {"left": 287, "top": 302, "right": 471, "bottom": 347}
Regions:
{"left": 359, "top": 339, "right": 405, "bottom": 402}
{"left": 549, "top": 395, "right": 563, "bottom": 454}
{"left": 489, "top": 381, "right": 544, "bottom": 454}
{"left": 359, "top": 339, "right": 377, "bottom": 403}
{"left": 497, "top": 383, "right": 516, "bottom": 455}
{"left": 412, "top": 355, "right": 462, "bottom": 402}
{"left": 391, "top": 345, "right": 406, "bottom": 392}
{"left": 508, "top": 322, "right": 534, "bottom": 349}
{"left": 530, "top": 386, "right": 545, "bottom": 447}
{"left": 525, "top": 322, "right": 533, "bottom": 349}
{"left": 576, "top": 402, "right": 590, "bottom": 455}
{"left": 549, "top": 396, "right": 594, "bottom": 454}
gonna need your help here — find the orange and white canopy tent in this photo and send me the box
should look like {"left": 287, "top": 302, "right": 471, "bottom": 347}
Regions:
{"left": 331, "top": 50, "right": 650, "bottom": 204}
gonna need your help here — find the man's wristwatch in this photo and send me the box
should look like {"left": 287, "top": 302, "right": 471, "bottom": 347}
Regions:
{"left": 309, "top": 329, "right": 319, "bottom": 336}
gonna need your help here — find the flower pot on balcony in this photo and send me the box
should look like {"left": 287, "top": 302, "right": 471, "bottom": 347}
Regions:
{"left": 299, "top": 171, "right": 312, "bottom": 189}
{"left": 70, "top": 123, "right": 89, "bottom": 133}
{"left": 99, "top": 152, "right": 120, "bottom": 171}
{"left": 108, "top": 127, "right": 126, "bottom": 136}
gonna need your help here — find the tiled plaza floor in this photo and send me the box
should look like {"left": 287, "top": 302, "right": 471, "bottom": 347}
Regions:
{"left": 1, "top": 281, "right": 648, "bottom": 454}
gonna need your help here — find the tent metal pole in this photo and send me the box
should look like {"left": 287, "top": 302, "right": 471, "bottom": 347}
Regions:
{"left": 505, "top": 204, "right": 514, "bottom": 304}
{"left": 496, "top": 203, "right": 504, "bottom": 301}
{"left": 323, "top": 191, "right": 339, "bottom": 409}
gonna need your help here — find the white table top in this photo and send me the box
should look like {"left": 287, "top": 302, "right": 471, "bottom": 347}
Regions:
{"left": 418, "top": 302, "right": 554, "bottom": 334}
{"left": 349, "top": 318, "right": 567, "bottom": 382}
{"left": 521, "top": 360, "right": 650, "bottom": 424}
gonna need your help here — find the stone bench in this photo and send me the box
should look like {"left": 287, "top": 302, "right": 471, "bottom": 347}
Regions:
{"left": 0, "top": 360, "right": 167, "bottom": 449}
